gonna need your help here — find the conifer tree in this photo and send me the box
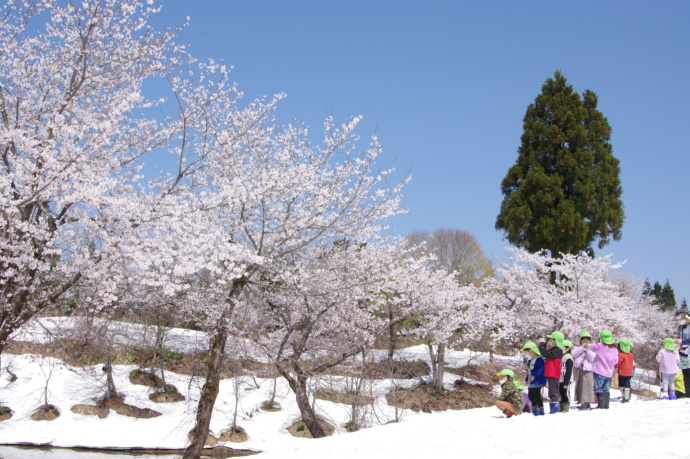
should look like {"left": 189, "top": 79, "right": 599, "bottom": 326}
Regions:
{"left": 496, "top": 70, "right": 624, "bottom": 257}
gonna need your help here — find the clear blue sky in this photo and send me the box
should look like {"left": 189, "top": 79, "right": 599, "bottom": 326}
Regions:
{"left": 151, "top": 1, "right": 690, "bottom": 305}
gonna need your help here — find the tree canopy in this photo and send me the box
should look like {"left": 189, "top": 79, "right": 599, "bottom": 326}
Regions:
{"left": 496, "top": 70, "right": 624, "bottom": 257}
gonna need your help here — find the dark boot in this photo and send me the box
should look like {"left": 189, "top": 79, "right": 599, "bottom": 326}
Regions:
{"left": 560, "top": 401, "right": 570, "bottom": 413}
{"left": 578, "top": 402, "right": 591, "bottom": 410}
{"left": 621, "top": 387, "right": 631, "bottom": 403}
{"left": 601, "top": 392, "right": 610, "bottom": 409}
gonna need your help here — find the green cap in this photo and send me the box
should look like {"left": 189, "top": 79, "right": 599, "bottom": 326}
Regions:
{"left": 512, "top": 380, "right": 526, "bottom": 391}
{"left": 520, "top": 341, "right": 541, "bottom": 356}
{"left": 580, "top": 331, "right": 592, "bottom": 340}
{"left": 547, "top": 331, "right": 565, "bottom": 350}
{"left": 599, "top": 329, "right": 615, "bottom": 345}
{"left": 663, "top": 337, "right": 677, "bottom": 351}
{"left": 563, "top": 340, "right": 573, "bottom": 352}
{"left": 617, "top": 338, "right": 633, "bottom": 353}
{"left": 496, "top": 369, "right": 514, "bottom": 379}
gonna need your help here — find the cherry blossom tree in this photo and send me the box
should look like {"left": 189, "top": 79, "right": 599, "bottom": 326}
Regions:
{"left": 478, "top": 248, "right": 674, "bottom": 346}
{"left": 240, "top": 240, "right": 396, "bottom": 438}
{"left": 0, "top": 0, "right": 188, "bottom": 352}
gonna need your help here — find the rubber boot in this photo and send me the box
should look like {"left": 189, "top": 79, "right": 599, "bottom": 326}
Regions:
{"left": 594, "top": 393, "right": 603, "bottom": 409}
{"left": 560, "top": 401, "right": 570, "bottom": 413}
{"left": 659, "top": 390, "right": 668, "bottom": 400}
{"left": 549, "top": 402, "right": 560, "bottom": 414}
{"left": 531, "top": 407, "right": 538, "bottom": 417}
{"left": 535, "top": 406, "right": 545, "bottom": 416}
{"left": 621, "top": 387, "right": 631, "bottom": 403}
{"left": 601, "top": 392, "right": 610, "bottom": 409}
{"left": 578, "top": 402, "right": 591, "bottom": 411}
{"left": 669, "top": 390, "right": 677, "bottom": 400}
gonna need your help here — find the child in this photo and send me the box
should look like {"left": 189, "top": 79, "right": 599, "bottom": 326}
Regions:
{"left": 573, "top": 331, "right": 596, "bottom": 410}
{"left": 656, "top": 338, "right": 681, "bottom": 400}
{"left": 614, "top": 338, "right": 635, "bottom": 403}
{"left": 590, "top": 329, "right": 619, "bottom": 409}
{"left": 538, "top": 331, "right": 564, "bottom": 413}
{"left": 521, "top": 341, "right": 546, "bottom": 416}
{"left": 559, "top": 339, "right": 574, "bottom": 412}
{"left": 495, "top": 369, "right": 523, "bottom": 417}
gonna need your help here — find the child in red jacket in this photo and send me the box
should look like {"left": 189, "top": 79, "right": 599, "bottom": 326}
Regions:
{"left": 614, "top": 338, "right": 635, "bottom": 403}
{"left": 538, "top": 331, "right": 565, "bottom": 414}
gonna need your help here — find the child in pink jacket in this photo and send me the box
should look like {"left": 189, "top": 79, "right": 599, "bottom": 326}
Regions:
{"left": 657, "top": 338, "right": 681, "bottom": 400}
{"left": 589, "top": 329, "right": 619, "bottom": 409}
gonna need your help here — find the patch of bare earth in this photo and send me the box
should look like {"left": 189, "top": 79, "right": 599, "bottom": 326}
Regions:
{"left": 219, "top": 426, "right": 248, "bottom": 443}
{"left": 71, "top": 404, "right": 109, "bottom": 418}
{"left": 97, "top": 396, "right": 162, "bottom": 419}
{"left": 0, "top": 406, "right": 13, "bottom": 422}
{"left": 188, "top": 431, "right": 218, "bottom": 446}
{"left": 634, "top": 389, "right": 658, "bottom": 400}
{"left": 260, "top": 403, "right": 281, "bottom": 412}
{"left": 149, "top": 390, "right": 185, "bottom": 403}
{"left": 129, "top": 369, "right": 163, "bottom": 388}
{"left": 287, "top": 420, "right": 335, "bottom": 438}
{"left": 445, "top": 361, "right": 518, "bottom": 384}
{"left": 31, "top": 405, "right": 60, "bottom": 421}
{"left": 386, "top": 381, "right": 494, "bottom": 413}
{"left": 315, "top": 389, "right": 374, "bottom": 406}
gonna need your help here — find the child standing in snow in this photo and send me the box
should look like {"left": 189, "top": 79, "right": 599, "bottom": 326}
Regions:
{"left": 657, "top": 338, "right": 681, "bottom": 400}
{"left": 559, "top": 340, "right": 574, "bottom": 412}
{"left": 521, "top": 341, "right": 546, "bottom": 416}
{"left": 573, "top": 331, "right": 596, "bottom": 410}
{"left": 538, "top": 331, "right": 564, "bottom": 414}
{"left": 495, "top": 369, "right": 523, "bottom": 417}
{"left": 614, "top": 338, "right": 635, "bottom": 403}
{"left": 590, "top": 329, "right": 619, "bottom": 409}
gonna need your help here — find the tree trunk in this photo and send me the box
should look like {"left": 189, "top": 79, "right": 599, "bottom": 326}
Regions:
{"left": 280, "top": 367, "right": 326, "bottom": 438}
{"left": 428, "top": 343, "right": 437, "bottom": 385}
{"left": 183, "top": 327, "right": 229, "bottom": 459}
{"left": 435, "top": 343, "right": 445, "bottom": 392}
{"left": 105, "top": 352, "right": 117, "bottom": 398}
{"left": 387, "top": 310, "right": 396, "bottom": 361}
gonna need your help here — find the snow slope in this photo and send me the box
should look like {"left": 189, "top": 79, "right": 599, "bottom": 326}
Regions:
{"left": 1, "top": 320, "right": 688, "bottom": 459}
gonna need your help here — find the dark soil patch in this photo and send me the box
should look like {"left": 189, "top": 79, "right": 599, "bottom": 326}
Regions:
{"left": 129, "top": 369, "right": 164, "bottom": 388}
{"left": 287, "top": 419, "right": 335, "bottom": 438}
{"left": 188, "top": 431, "right": 218, "bottom": 446}
{"left": 634, "top": 389, "right": 658, "bottom": 400}
{"left": 0, "top": 406, "right": 13, "bottom": 422}
{"left": 445, "top": 362, "right": 515, "bottom": 385}
{"left": 386, "top": 381, "right": 494, "bottom": 413}
{"left": 31, "top": 404, "right": 60, "bottom": 421}
{"left": 315, "top": 389, "right": 374, "bottom": 406}
{"left": 219, "top": 426, "right": 248, "bottom": 443}
{"left": 260, "top": 403, "right": 281, "bottom": 412}
{"left": 97, "top": 396, "right": 161, "bottom": 419}
{"left": 149, "top": 387, "right": 186, "bottom": 403}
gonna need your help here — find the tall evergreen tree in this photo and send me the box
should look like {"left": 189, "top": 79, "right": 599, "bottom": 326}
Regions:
{"left": 660, "top": 279, "right": 677, "bottom": 312}
{"left": 496, "top": 70, "right": 624, "bottom": 257}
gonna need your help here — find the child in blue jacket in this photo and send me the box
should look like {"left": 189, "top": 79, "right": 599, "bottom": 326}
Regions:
{"left": 521, "top": 341, "right": 546, "bottom": 416}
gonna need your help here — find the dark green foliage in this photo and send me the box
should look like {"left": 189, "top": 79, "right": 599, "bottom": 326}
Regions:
{"left": 496, "top": 70, "right": 624, "bottom": 257}
{"left": 644, "top": 278, "right": 677, "bottom": 312}
{"left": 681, "top": 298, "right": 688, "bottom": 312}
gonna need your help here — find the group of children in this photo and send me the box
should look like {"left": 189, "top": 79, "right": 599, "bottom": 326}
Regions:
{"left": 494, "top": 329, "right": 683, "bottom": 417}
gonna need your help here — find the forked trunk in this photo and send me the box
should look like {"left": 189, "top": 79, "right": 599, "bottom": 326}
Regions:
{"left": 280, "top": 367, "right": 326, "bottom": 438}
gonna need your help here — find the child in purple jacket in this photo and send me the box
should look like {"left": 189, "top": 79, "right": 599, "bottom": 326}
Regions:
{"left": 589, "top": 329, "right": 619, "bottom": 409}
{"left": 573, "top": 331, "right": 597, "bottom": 410}
{"left": 657, "top": 338, "right": 681, "bottom": 400}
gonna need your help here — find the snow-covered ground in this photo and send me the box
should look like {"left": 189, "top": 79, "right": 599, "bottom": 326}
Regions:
{"left": 1, "top": 319, "right": 689, "bottom": 459}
